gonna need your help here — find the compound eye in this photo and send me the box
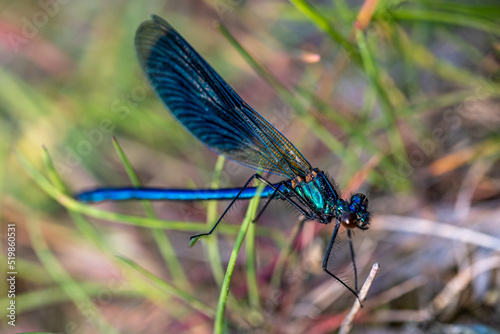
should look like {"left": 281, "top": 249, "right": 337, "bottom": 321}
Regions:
{"left": 341, "top": 212, "right": 357, "bottom": 229}
{"left": 352, "top": 193, "right": 368, "bottom": 207}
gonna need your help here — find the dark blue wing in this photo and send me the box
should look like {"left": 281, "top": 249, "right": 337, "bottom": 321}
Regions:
{"left": 135, "top": 15, "right": 312, "bottom": 178}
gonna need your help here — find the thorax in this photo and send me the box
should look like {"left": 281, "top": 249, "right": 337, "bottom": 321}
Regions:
{"left": 291, "top": 168, "right": 340, "bottom": 220}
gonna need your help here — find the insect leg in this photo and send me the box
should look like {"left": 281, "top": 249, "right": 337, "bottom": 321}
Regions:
{"left": 323, "top": 223, "right": 362, "bottom": 304}
{"left": 189, "top": 173, "right": 262, "bottom": 241}
{"left": 347, "top": 229, "right": 359, "bottom": 292}
{"left": 253, "top": 179, "right": 313, "bottom": 224}
{"left": 190, "top": 174, "right": 314, "bottom": 242}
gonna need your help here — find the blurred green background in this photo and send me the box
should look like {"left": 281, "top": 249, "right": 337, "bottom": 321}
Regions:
{"left": 1, "top": 0, "right": 500, "bottom": 333}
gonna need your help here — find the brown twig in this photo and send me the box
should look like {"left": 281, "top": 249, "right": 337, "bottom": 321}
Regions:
{"left": 339, "top": 263, "right": 380, "bottom": 334}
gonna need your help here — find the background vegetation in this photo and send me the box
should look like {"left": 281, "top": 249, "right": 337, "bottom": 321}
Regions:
{"left": 1, "top": 0, "right": 499, "bottom": 333}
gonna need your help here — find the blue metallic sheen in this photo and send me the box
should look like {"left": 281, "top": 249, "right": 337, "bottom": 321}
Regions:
{"left": 77, "top": 183, "right": 290, "bottom": 202}
{"left": 294, "top": 173, "right": 338, "bottom": 216}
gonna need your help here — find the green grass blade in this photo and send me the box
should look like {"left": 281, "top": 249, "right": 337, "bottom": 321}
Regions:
{"left": 7, "top": 282, "right": 139, "bottom": 314}
{"left": 213, "top": 182, "right": 265, "bottom": 334}
{"left": 245, "top": 210, "right": 260, "bottom": 312}
{"left": 355, "top": 28, "right": 406, "bottom": 157}
{"left": 289, "top": 0, "right": 358, "bottom": 57}
{"left": 205, "top": 155, "right": 226, "bottom": 286}
{"left": 392, "top": 8, "right": 500, "bottom": 36}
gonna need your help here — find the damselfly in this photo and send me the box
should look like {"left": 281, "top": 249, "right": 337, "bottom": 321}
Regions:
{"left": 77, "top": 15, "right": 371, "bottom": 299}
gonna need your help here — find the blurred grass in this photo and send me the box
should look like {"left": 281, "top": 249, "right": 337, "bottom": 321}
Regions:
{"left": 2, "top": 0, "right": 500, "bottom": 333}
{"left": 111, "top": 136, "right": 190, "bottom": 290}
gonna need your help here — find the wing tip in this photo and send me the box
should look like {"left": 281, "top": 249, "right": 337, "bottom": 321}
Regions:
{"left": 135, "top": 15, "right": 174, "bottom": 66}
